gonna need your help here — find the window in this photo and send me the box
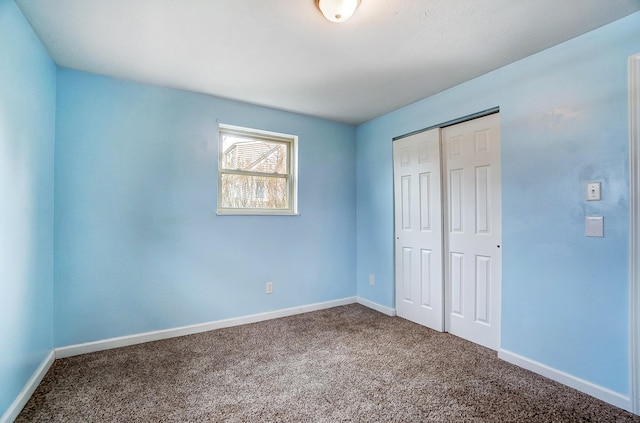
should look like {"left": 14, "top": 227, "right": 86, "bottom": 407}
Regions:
{"left": 218, "top": 124, "right": 298, "bottom": 215}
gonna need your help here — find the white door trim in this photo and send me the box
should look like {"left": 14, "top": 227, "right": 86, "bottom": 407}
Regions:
{"left": 629, "top": 52, "right": 640, "bottom": 414}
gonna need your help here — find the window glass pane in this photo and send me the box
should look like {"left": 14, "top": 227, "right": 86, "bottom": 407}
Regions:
{"left": 221, "top": 135, "right": 288, "bottom": 174}
{"left": 219, "top": 174, "right": 288, "bottom": 209}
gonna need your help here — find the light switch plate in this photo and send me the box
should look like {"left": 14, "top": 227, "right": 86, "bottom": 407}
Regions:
{"left": 585, "top": 216, "right": 604, "bottom": 237}
{"left": 586, "top": 182, "right": 601, "bottom": 201}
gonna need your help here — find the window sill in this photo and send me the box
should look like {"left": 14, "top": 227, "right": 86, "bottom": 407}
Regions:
{"left": 216, "top": 210, "right": 300, "bottom": 216}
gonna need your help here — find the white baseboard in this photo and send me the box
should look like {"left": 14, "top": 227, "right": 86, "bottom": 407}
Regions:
{"left": 356, "top": 297, "right": 396, "bottom": 316}
{"left": 55, "top": 297, "right": 358, "bottom": 359}
{"left": 498, "top": 349, "right": 632, "bottom": 412}
{"left": 0, "top": 350, "right": 55, "bottom": 423}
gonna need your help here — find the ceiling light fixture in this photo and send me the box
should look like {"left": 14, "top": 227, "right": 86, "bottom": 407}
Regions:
{"left": 316, "top": 0, "right": 360, "bottom": 23}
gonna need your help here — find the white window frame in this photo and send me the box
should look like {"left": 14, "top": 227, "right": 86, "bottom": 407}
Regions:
{"left": 217, "top": 124, "right": 298, "bottom": 215}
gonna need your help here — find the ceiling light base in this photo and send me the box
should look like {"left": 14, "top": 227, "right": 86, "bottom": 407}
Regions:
{"left": 316, "top": 0, "right": 360, "bottom": 23}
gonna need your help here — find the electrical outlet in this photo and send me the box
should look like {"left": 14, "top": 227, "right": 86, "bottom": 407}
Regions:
{"left": 266, "top": 282, "right": 274, "bottom": 294}
{"left": 369, "top": 274, "right": 375, "bottom": 286}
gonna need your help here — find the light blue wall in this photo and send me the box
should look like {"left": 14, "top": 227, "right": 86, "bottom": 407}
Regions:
{"left": 54, "top": 69, "right": 356, "bottom": 347}
{"left": 3, "top": 0, "right": 638, "bottom": 413}
{"left": 0, "top": 0, "right": 56, "bottom": 417}
{"left": 356, "top": 12, "right": 640, "bottom": 395}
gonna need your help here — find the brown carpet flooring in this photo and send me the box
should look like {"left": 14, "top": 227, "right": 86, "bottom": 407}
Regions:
{"left": 17, "top": 304, "right": 640, "bottom": 422}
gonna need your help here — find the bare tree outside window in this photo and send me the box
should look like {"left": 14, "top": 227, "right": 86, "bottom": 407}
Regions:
{"left": 218, "top": 125, "right": 297, "bottom": 215}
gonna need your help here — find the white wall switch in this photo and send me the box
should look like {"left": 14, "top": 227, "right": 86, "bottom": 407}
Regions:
{"left": 586, "top": 182, "right": 601, "bottom": 201}
{"left": 369, "top": 274, "right": 375, "bottom": 286}
{"left": 585, "top": 216, "right": 604, "bottom": 237}
{"left": 266, "top": 282, "right": 273, "bottom": 294}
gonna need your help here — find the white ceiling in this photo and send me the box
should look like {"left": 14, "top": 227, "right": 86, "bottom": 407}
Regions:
{"left": 16, "top": 0, "right": 640, "bottom": 124}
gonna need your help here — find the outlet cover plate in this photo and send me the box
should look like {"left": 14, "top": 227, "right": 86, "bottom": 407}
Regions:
{"left": 585, "top": 216, "right": 604, "bottom": 237}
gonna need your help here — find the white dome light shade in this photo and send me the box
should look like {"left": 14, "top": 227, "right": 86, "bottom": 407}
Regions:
{"left": 316, "top": 0, "right": 360, "bottom": 23}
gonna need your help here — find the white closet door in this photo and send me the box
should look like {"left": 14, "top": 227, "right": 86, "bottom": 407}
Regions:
{"left": 393, "top": 128, "right": 444, "bottom": 332}
{"left": 442, "top": 113, "right": 502, "bottom": 350}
